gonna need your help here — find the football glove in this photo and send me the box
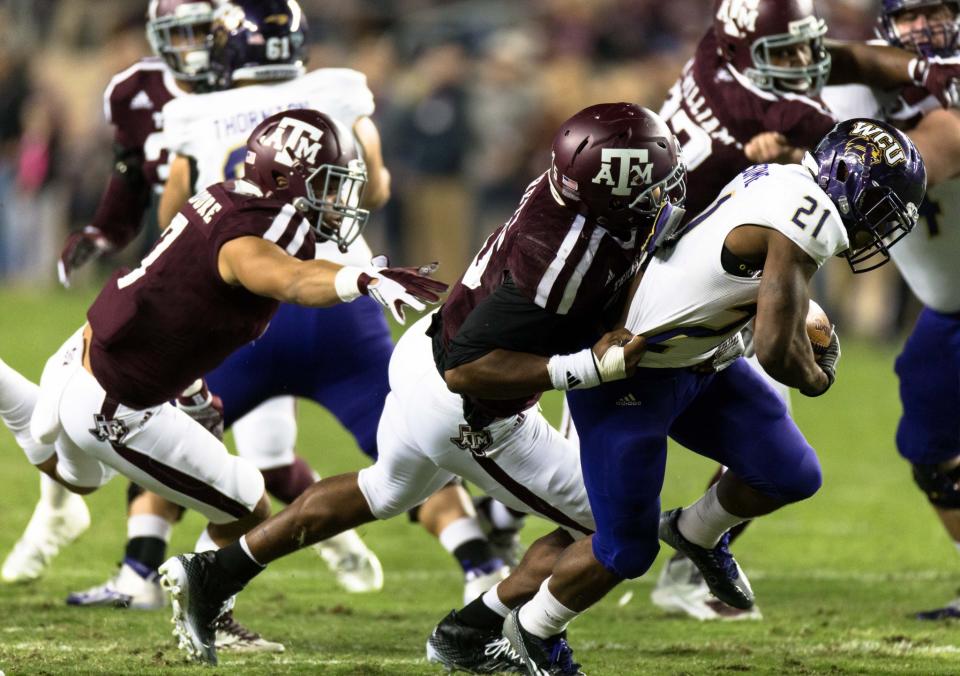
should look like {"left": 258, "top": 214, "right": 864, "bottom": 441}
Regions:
{"left": 359, "top": 255, "right": 449, "bottom": 324}
{"left": 801, "top": 329, "right": 841, "bottom": 398}
{"left": 909, "top": 56, "right": 960, "bottom": 108}
{"left": 176, "top": 379, "right": 225, "bottom": 441}
{"left": 58, "top": 226, "right": 113, "bottom": 288}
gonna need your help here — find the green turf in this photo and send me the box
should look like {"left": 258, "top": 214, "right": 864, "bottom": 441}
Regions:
{"left": 1, "top": 287, "right": 959, "bottom": 674}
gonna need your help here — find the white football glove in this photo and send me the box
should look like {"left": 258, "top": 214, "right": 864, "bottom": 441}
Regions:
{"left": 333, "top": 256, "right": 448, "bottom": 324}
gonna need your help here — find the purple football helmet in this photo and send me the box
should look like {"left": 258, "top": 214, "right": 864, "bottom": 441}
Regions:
{"left": 549, "top": 102, "right": 686, "bottom": 234}
{"left": 208, "top": 0, "right": 308, "bottom": 89}
{"left": 245, "top": 109, "right": 369, "bottom": 252}
{"left": 807, "top": 118, "right": 926, "bottom": 273}
{"left": 713, "top": 0, "right": 831, "bottom": 95}
{"left": 877, "top": 0, "right": 960, "bottom": 56}
{"left": 146, "top": 0, "right": 216, "bottom": 82}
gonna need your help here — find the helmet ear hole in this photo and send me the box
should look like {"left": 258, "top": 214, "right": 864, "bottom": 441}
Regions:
{"left": 836, "top": 160, "right": 848, "bottom": 182}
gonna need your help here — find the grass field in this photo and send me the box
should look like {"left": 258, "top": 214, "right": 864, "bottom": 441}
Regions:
{"left": 1, "top": 286, "right": 959, "bottom": 675}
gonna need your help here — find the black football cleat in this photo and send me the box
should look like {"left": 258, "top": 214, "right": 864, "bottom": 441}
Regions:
{"left": 158, "top": 553, "right": 235, "bottom": 665}
{"left": 426, "top": 609, "right": 523, "bottom": 673}
{"left": 502, "top": 608, "right": 584, "bottom": 676}
{"left": 658, "top": 508, "right": 754, "bottom": 610}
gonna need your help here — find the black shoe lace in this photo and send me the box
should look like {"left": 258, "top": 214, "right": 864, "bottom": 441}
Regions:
{"left": 548, "top": 637, "right": 581, "bottom": 675}
{"left": 214, "top": 611, "right": 261, "bottom": 641}
{"left": 710, "top": 532, "right": 739, "bottom": 581}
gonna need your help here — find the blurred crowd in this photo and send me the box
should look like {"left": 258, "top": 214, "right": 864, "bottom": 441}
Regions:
{"left": 0, "top": 0, "right": 914, "bottom": 339}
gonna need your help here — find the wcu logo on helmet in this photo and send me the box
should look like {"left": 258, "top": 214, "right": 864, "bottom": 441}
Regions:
{"left": 805, "top": 118, "right": 926, "bottom": 273}
{"left": 244, "top": 109, "right": 370, "bottom": 253}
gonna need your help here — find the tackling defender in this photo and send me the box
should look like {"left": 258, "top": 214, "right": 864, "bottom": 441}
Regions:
{"left": 8, "top": 108, "right": 444, "bottom": 667}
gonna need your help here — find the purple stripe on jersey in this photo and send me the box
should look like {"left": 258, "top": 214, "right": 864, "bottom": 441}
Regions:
{"left": 471, "top": 452, "right": 593, "bottom": 535}
{"left": 100, "top": 398, "right": 252, "bottom": 520}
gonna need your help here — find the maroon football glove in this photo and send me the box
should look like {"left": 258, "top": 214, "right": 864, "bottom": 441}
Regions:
{"left": 58, "top": 225, "right": 113, "bottom": 288}
{"left": 176, "top": 379, "right": 225, "bottom": 441}
{"left": 909, "top": 56, "right": 960, "bottom": 108}
{"left": 360, "top": 256, "right": 449, "bottom": 324}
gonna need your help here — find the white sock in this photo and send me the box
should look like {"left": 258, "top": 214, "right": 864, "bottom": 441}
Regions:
{"left": 438, "top": 516, "right": 487, "bottom": 553}
{"left": 677, "top": 484, "right": 746, "bottom": 548}
{"left": 39, "top": 473, "right": 71, "bottom": 510}
{"left": 481, "top": 582, "right": 510, "bottom": 618}
{"left": 127, "top": 514, "right": 172, "bottom": 542}
{"left": 517, "top": 578, "right": 579, "bottom": 639}
{"left": 194, "top": 527, "right": 217, "bottom": 553}
{"left": 489, "top": 500, "right": 526, "bottom": 531}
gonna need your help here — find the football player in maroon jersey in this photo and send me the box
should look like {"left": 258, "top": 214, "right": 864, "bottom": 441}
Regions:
{"left": 2, "top": 0, "right": 216, "bottom": 592}
{"left": 7, "top": 109, "right": 444, "bottom": 667}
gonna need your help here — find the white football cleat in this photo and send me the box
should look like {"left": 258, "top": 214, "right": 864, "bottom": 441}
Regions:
{"left": 462, "top": 562, "right": 510, "bottom": 606}
{"left": 650, "top": 555, "right": 762, "bottom": 621}
{"left": 66, "top": 559, "right": 166, "bottom": 609}
{"left": 313, "top": 529, "right": 384, "bottom": 593}
{"left": 2, "top": 492, "right": 91, "bottom": 583}
{"left": 215, "top": 610, "right": 285, "bottom": 653}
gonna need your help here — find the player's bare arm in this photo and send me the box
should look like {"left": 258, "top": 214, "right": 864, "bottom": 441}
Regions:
{"left": 158, "top": 154, "right": 193, "bottom": 230}
{"left": 353, "top": 116, "right": 390, "bottom": 210}
{"left": 905, "top": 108, "right": 960, "bottom": 186}
{"left": 744, "top": 226, "right": 829, "bottom": 395}
{"left": 443, "top": 330, "right": 646, "bottom": 400}
{"left": 218, "top": 235, "right": 345, "bottom": 306}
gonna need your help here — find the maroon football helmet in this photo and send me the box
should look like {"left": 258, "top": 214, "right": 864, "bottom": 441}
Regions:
{"left": 244, "top": 109, "right": 369, "bottom": 251}
{"left": 146, "top": 0, "right": 216, "bottom": 82}
{"left": 548, "top": 102, "right": 686, "bottom": 233}
{"left": 713, "top": 0, "right": 831, "bottom": 95}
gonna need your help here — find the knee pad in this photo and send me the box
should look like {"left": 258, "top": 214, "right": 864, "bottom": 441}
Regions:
{"left": 592, "top": 536, "right": 658, "bottom": 580}
{"left": 912, "top": 463, "right": 960, "bottom": 509}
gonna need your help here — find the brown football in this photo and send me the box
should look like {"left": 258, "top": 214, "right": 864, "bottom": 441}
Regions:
{"left": 806, "top": 300, "right": 832, "bottom": 356}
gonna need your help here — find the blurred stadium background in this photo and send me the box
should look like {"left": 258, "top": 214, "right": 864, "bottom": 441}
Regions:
{"left": 2, "top": 0, "right": 959, "bottom": 673}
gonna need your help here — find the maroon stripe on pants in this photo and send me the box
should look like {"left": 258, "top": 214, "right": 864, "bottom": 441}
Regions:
{"left": 471, "top": 454, "right": 593, "bottom": 535}
{"left": 100, "top": 397, "right": 251, "bottom": 520}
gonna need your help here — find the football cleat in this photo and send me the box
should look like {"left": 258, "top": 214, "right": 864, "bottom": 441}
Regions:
{"left": 463, "top": 560, "right": 510, "bottom": 606}
{"left": 159, "top": 553, "right": 234, "bottom": 666}
{"left": 651, "top": 555, "right": 762, "bottom": 621}
{"left": 66, "top": 558, "right": 166, "bottom": 609}
{"left": 658, "top": 508, "right": 754, "bottom": 610}
{"left": 474, "top": 496, "right": 525, "bottom": 569}
{"left": 426, "top": 609, "right": 523, "bottom": 673}
{"left": 502, "top": 608, "right": 584, "bottom": 676}
{"left": 916, "top": 598, "right": 960, "bottom": 621}
{"left": 215, "top": 610, "right": 285, "bottom": 653}
{"left": 313, "top": 529, "right": 384, "bottom": 593}
{"left": 2, "top": 492, "right": 91, "bottom": 583}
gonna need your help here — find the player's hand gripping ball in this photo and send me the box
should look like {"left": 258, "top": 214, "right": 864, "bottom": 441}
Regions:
{"left": 806, "top": 300, "right": 833, "bottom": 357}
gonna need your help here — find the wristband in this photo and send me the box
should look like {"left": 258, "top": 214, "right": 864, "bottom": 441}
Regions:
{"left": 177, "top": 379, "right": 211, "bottom": 409}
{"left": 547, "top": 348, "right": 601, "bottom": 391}
{"left": 334, "top": 266, "right": 364, "bottom": 302}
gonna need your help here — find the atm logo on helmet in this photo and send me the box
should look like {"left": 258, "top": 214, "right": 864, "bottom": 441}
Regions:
{"left": 592, "top": 148, "right": 652, "bottom": 196}
{"left": 849, "top": 121, "right": 906, "bottom": 166}
{"left": 716, "top": 0, "right": 760, "bottom": 37}
{"left": 259, "top": 117, "right": 324, "bottom": 167}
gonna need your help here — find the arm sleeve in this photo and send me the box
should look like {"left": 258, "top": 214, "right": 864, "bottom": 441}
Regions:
{"left": 764, "top": 100, "right": 837, "bottom": 149}
{"left": 89, "top": 142, "right": 151, "bottom": 249}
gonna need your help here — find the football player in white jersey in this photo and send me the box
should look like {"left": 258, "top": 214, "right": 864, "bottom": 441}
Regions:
{"left": 69, "top": 0, "right": 511, "bottom": 617}
{"left": 817, "top": 0, "right": 960, "bottom": 620}
{"left": 486, "top": 119, "right": 925, "bottom": 673}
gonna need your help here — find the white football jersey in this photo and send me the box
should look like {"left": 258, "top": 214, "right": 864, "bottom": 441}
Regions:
{"left": 822, "top": 84, "right": 960, "bottom": 313}
{"left": 625, "top": 163, "right": 848, "bottom": 368}
{"left": 162, "top": 68, "right": 376, "bottom": 265}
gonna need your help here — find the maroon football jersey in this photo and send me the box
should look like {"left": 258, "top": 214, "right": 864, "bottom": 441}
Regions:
{"left": 659, "top": 30, "right": 837, "bottom": 216}
{"left": 90, "top": 58, "right": 184, "bottom": 248}
{"left": 439, "top": 173, "right": 643, "bottom": 419}
{"left": 87, "top": 181, "right": 316, "bottom": 408}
